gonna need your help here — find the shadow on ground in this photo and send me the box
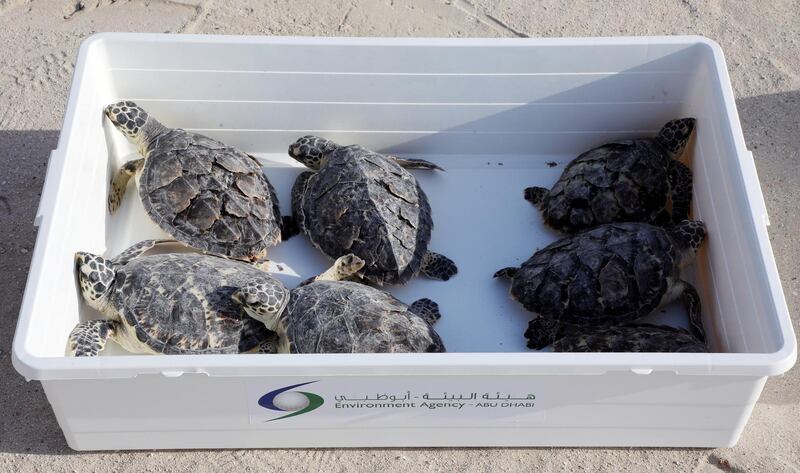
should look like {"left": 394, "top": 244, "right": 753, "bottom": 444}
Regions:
{"left": 736, "top": 90, "right": 800, "bottom": 406}
{"left": 0, "top": 130, "right": 70, "bottom": 454}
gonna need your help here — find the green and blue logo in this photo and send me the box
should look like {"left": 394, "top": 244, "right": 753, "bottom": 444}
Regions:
{"left": 258, "top": 381, "right": 324, "bottom": 421}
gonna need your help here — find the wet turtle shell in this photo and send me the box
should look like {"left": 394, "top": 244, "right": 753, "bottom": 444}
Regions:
{"left": 140, "top": 129, "right": 282, "bottom": 260}
{"left": 293, "top": 145, "right": 432, "bottom": 285}
{"left": 285, "top": 281, "right": 444, "bottom": 353}
{"left": 111, "top": 253, "right": 284, "bottom": 354}
{"left": 552, "top": 324, "right": 707, "bottom": 352}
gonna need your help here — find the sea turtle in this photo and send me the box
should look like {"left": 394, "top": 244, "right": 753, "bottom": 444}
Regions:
{"left": 494, "top": 220, "right": 706, "bottom": 349}
{"left": 68, "top": 240, "right": 288, "bottom": 356}
{"left": 525, "top": 118, "right": 696, "bottom": 232}
{"left": 286, "top": 135, "right": 457, "bottom": 286}
{"left": 551, "top": 323, "right": 707, "bottom": 353}
{"left": 104, "top": 101, "right": 284, "bottom": 262}
{"left": 233, "top": 254, "right": 446, "bottom": 353}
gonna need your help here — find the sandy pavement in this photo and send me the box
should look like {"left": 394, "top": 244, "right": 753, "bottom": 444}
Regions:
{"left": 0, "top": 0, "right": 798, "bottom": 471}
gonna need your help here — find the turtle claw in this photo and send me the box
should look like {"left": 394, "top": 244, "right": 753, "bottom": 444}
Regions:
{"left": 420, "top": 252, "right": 457, "bottom": 281}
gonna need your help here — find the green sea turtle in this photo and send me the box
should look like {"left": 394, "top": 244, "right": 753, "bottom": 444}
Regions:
{"left": 286, "top": 135, "right": 457, "bottom": 286}
{"left": 105, "top": 101, "right": 284, "bottom": 262}
{"left": 526, "top": 118, "right": 696, "bottom": 232}
{"left": 495, "top": 220, "right": 706, "bottom": 349}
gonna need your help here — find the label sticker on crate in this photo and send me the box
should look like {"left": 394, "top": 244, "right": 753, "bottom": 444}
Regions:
{"left": 246, "top": 377, "right": 546, "bottom": 426}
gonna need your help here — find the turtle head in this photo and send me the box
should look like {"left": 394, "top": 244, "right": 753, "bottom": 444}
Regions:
{"left": 288, "top": 135, "right": 340, "bottom": 170}
{"left": 104, "top": 101, "right": 165, "bottom": 152}
{"left": 655, "top": 118, "right": 696, "bottom": 158}
{"left": 669, "top": 220, "right": 706, "bottom": 266}
{"left": 75, "top": 252, "right": 116, "bottom": 310}
{"left": 232, "top": 279, "right": 290, "bottom": 333}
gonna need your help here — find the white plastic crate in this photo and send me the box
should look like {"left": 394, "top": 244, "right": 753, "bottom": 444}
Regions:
{"left": 12, "top": 34, "right": 796, "bottom": 450}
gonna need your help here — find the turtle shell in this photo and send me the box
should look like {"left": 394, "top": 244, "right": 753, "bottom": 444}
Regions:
{"left": 552, "top": 324, "right": 707, "bottom": 352}
{"left": 285, "top": 281, "right": 444, "bottom": 353}
{"left": 541, "top": 139, "right": 671, "bottom": 232}
{"left": 294, "top": 145, "right": 432, "bottom": 285}
{"left": 508, "top": 223, "right": 677, "bottom": 325}
{"left": 139, "top": 129, "right": 281, "bottom": 259}
{"left": 110, "top": 253, "right": 283, "bottom": 354}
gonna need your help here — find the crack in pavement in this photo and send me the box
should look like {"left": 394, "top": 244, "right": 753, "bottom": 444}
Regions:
{"left": 447, "top": 0, "right": 528, "bottom": 38}
{"left": 173, "top": 0, "right": 211, "bottom": 33}
{"left": 338, "top": 4, "right": 354, "bottom": 32}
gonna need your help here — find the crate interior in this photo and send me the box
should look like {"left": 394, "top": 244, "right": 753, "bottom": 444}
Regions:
{"left": 26, "top": 38, "right": 785, "bottom": 357}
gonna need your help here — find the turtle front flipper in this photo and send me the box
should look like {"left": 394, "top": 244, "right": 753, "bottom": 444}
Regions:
{"left": 524, "top": 317, "right": 563, "bottom": 349}
{"left": 409, "top": 298, "right": 441, "bottom": 326}
{"left": 668, "top": 160, "right": 693, "bottom": 223}
{"left": 388, "top": 156, "right": 445, "bottom": 172}
{"left": 420, "top": 252, "right": 457, "bottom": 281}
{"left": 307, "top": 254, "right": 366, "bottom": 285}
{"left": 112, "top": 239, "right": 175, "bottom": 265}
{"left": 256, "top": 334, "right": 281, "bottom": 354}
{"left": 67, "top": 320, "right": 120, "bottom": 356}
{"left": 257, "top": 340, "right": 278, "bottom": 354}
{"left": 108, "top": 158, "right": 144, "bottom": 214}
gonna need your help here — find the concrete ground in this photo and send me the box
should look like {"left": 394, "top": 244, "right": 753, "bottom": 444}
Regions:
{"left": 0, "top": 0, "right": 797, "bottom": 471}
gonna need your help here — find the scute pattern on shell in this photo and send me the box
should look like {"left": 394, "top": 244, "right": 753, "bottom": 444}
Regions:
{"left": 139, "top": 129, "right": 281, "bottom": 259}
{"left": 286, "top": 281, "right": 444, "bottom": 353}
{"left": 552, "top": 324, "right": 707, "bottom": 352}
{"left": 294, "top": 145, "right": 432, "bottom": 285}
{"left": 509, "top": 223, "right": 676, "bottom": 325}
{"left": 541, "top": 140, "right": 671, "bottom": 232}
{"left": 111, "top": 253, "right": 276, "bottom": 354}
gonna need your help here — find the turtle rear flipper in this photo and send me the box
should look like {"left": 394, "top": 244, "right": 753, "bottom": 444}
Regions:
{"left": 409, "top": 298, "right": 441, "bottom": 326}
{"left": 524, "top": 186, "right": 549, "bottom": 208}
{"left": 108, "top": 158, "right": 144, "bottom": 214}
{"left": 420, "top": 252, "right": 457, "bottom": 281}
{"left": 388, "top": 156, "right": 445, "bottom": 172}
{"left": 68, "top": 320, "right": 120, "bottom": 357}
